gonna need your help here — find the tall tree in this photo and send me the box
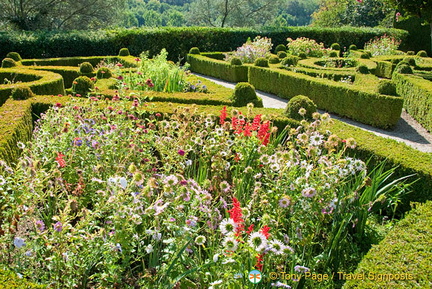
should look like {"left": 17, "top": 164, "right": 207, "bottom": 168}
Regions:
{"left": 0, "top": 0, "right": 127, "bottom": 30}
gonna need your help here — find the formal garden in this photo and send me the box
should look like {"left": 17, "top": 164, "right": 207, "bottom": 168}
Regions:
{"left": 0, "top": 27, "right": 431, "bottom": 289}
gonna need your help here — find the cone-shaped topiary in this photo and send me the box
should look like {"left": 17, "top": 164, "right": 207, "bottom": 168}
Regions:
{"left": 330, "top": 43, "right": 340, "bottom": 50}
{"left": 268, "top": 56, "right": 280, "bottom": 64}
{"left": 281, "top": 56, "right": 299, "bottom": 67}
{"left": 189, "top": 47, "right": 201, "bottom": 54}
{"left": 377, "top": 80, "right": 397, "bottom": 96}
{"left": 230, "top": 57, "right": 243, "bottom": 66}
{"left": 356, "top": 65, "right": 369, "bottom": 74}
{"left": 284, "top": 95, "right": 317, "bottom": 120}
{"left": 231, "top": 82, "right": 263, "bottom": 107}
{"left": 6, "top": 52, "right": 22, "bottom": 62}
{"left": 277, "top": 51, "right": 287, "bottom": 59}
{"left": 96, "top": 67, "right": 113, "bottom": 79}
{"left": 118, "top": 48, "right": 130, "bottom": 56}
{"left": 72, "top": 76, "right": 94, "bottom": 96}
{"left": 254, "top": 57, "right": 269, "bottom": 67}
{"left": 11, "top": 87, "right": 34, "bottom": 100}
{"left": 275, "top": 44, "right": 287, "bottom": 53}
{"left": 417, "top": 50, "right": 428, "bottom": 57}
{"left": 349, "top": 44, "right": 358, "bottom": 50}
{"left": 1, "top": 58, "right": 17, "bottom": 68}
{"left": 79, "top": 62, "right": 94, "bottom": 74}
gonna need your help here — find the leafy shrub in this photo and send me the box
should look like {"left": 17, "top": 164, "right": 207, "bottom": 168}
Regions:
{"left": 364, "top": 34, "right": 401, "bottom": 56}
{"left": 395, "top": 63, "right": 413, "bottom": 74}
{"left": 189, "top": 47, "right": 201, "bottom": 54}
{"left": 284, "top": 95, "right": 317, "bottom": 120}
{"left": 1, "top": 58, "right": 17, "bottom": 68}
{"left": 281, "top": 56, "right": 299, "bottom": 67}
{"left": 277, "top": 51, "right": 287, "bottom": 59}
{"left": 391, "top": 58, "right": 401, "bottom": 65}
{"left": 287, "top": 37, "right": 326, "bottom": 57}
{"left": 360, "top": 52, "right": 370, "bottom": 59}
{"left": 231, "top": 82, "right": 263, "bottom": 107}
{"left": 377, "top": 80, "right": 397, "bottom": 96}
{"left": 356, "top": 65, "right": 369, "bottom": 74}
{"left": 254, "top": 57, "right": 269, "bottom": 67}
{"left": 96, "top": 67, "right": 113, "bottom": 79}
{"left": 11, "top": 86, "right": 34, "bottom": 100}
{"left": 331, "top": 43, "right": 340, "bottom": 50}
{"left": 403, "top": 57, "right": 416, "bottom": 66}
{"left": 230, "top": 57, "right": 243, "bottom": 66}
{"left": 274, "top": 44, "right": 287, "bottom": 53}
{"left": 329, "top": 51, "right": 338, "bottom": 57}
{"left": 79, "top": 62, "right": 94, "bottom": 74}
{"left": 349, "top": 44, "right": 358, "bottom": 50}
{"left": 417, "top": 50, "right": 428, "bottom": 57}
{"left": 298, "top": 52, "right": 307, "bottom": 59}
{"left": 6, "top": 52, "right": 22, "bottom": 62}
{"left": 268, "top": 56, "right": 280, "bottom": 64}
{"left": 118, "top": 48, "right": 130, "bottom": 56}
{"left": 72, "top": 76, "right": 94, "bottom": 96}
{"left": 224, "top": 36, "right": 272, "bottom": 64}
{"left": 407, "top": 51, "right": 415, "bottom": 55}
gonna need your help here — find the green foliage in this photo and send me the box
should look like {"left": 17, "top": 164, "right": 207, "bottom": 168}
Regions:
{"left": 187, "top": 54, "right": 248, "bottom": 82}
{"left": 11, "top": 87, "right": 35, "bottom": 100}
{"left": 417, "top": 50, "right": 428, "bottom": 57}
{"left": 402, "top": 57, "right": 416, "bottom": 66}
{"left": 287, "top": 37, "right": 325, "bottom": 57}
{"left": 230, "top": 57, "right": 243, "bottom": 66}
{"left": 274, "top": 44, "right": 287, "bottom": 53}
{"left": 6, "top": 52, "right": 22, "bottom": 62}
{"left": 280, "top": 56, "right": 299, "bottom": 67}
{"left": 277, "top": 51, "right": 287, "bottom": 59}
{"left": 189, "top": 47, "right": 201, "bottom": 54}
{"left": 407, "top": 51, "right": 415, "bottom": 55}
{"left": 268, "top": 56, "right": 280, "bottom": 64}
{"left": 231, "top": 82, "right": 263, "bottom": 107}
{"left": 349, "top": 44, "right": 358, "bottom": 50}
{"left": 118, "top": 47, "right": 130, "bottom": 56}
{"left": 377, "top": 80, "right": 397, "bottom": 96}
{"left": 96, "top": 67, "right": 113, "bottom": 79}
{"left": 79, "top": 62, "right": 94, "bottom": 74}
{"left": 356, "top": 64, "right": 369, "bottom": 74}
{"left": 298, "top": 52, "right": 307, "bottom": 59}
{"left": 395, "top": 63, "right": 413, "bottom": 74}
{"left": 330, "top": 43, "right": 340, "bottom": 50}
{"left": 0, "top": 269, "right": 45, "bottom": 288}
{"left": 1, "top": 58, "right": 17, "bottom": 68}
{"left": 284, "top": 95, "right": 317, "bottom": 120}
{"left": 360, "top": 52, "right": 370, "bottom": 59}
{"left": 72, "top": 76, "right": 94, "bottom": 96}
{"left": 329, "top": 51, "right": 338, "bottom": 57}
{"left": 254, "top": 57, "right": 269, "bottom": 67}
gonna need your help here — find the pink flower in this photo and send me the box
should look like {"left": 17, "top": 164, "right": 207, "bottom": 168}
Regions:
{"left": 178, "top": 149, "right": 185, "bottom": 156}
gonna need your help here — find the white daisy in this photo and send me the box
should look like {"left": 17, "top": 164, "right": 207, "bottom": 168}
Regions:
{"left": 248, "top": 232, "right": 268, "bottom": 252}
{"left": 219, "top": 219, "right": 237, "bottom": 235}
{"left": 222, "top": 236, "right": 239, "bottom": 252}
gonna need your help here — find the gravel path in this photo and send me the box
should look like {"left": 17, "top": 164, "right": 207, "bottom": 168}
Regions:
{"left": 195, "top": 73, "right": 432, "bottom": 153}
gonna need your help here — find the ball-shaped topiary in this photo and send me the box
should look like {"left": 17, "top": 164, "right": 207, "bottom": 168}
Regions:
{"left": 275, "top": 44, "right": 287, "bottom": 53}
{"left": 417, "top": 50, "right": 428, "bottom": 57}
{"left": 402, "top": 57, "right": 416, "bottom": 66}
{"left": 407, "top": 51, "right": 415, "bottom": 55}
{"left": 329, "top": 51, "right": 338, "bottom": 58}
{"left": 118, "top": 48, "right": 130, "bottom": 56}
{"left": 254, "top": 57, "right": 269, "bottom": 67}
{"left": 349, "top": 44, "right": 358, "bottom": 51}
{"left": 395, "top": 63, "right": 413, "bottom": 74}
{"left": 268, "top": 56, "right": 280, "bottom": 64}
{"left": 360, "top": 52, "right": 370, "bottom": 59}
{"left": 231, "top": 82, "right": 263, "bottom": 107}
{"left": 230, "top": 57, "right": 243, "bottom": 66}
{"left": 281, "top": 56, "right": 299, "bottom": 67}
{"left": 330, "top": 43, "right": 340, "bottom": 50}
{"left": 189, "top": 47, "right": 201, "bottom": 54}
{"left": 11, "top": 87, "right": 34, "bottom": 100}
{"left": 298, "top": 52, "right": 307, "bottom": 59}
{"left": 96, "top": 67, "right": 113, "bottom": 79}
{"left": 284, "top": 95, "right": 317, "bottom": 120}
{"left": 377, "top": 80, "right": 397, "bottom": 96}
{"left": 79, "top": 62, "right": 94, "bottom": 74}
{"left": 72, "top": 76, "right": 94, "bottom": 96}
{"left": 277, "top": 51, "right": 287, "bottom": 59}
{"left": 356, "top": 65, "right": 369, "bottom": 74}
{"left": 6, "top": 52, "right": 22, "bottom": 62}
{"left": 1, "top": 58, "right": 17, "bottom": 68}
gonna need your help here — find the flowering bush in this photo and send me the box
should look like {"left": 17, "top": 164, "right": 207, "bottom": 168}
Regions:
{"left": 0, "top": 95, "right": 411, "bottom": 288}
{"left": 224, "top": 36, "right": 273, "bottom": 64}
{"left": 364, "top": 34, "right": 402, "bottom": 56}
{"left": 287, "top": 37, "right": 327, "bottom": 58}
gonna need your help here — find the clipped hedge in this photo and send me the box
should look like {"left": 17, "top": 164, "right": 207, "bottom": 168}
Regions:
{"left": 0, "top": 268, "right": 45, "bottom": 289}
{"left": 187, "top": 54, "right": 248, "bottom": 82}
{"left": 21, "top": 56, "right": 137, "bottom": 68}
{"left": 248, "top": 66, "right": 403, "bottom": 129}
{"left": 374, "top": 61, "right": 395, "bottom": 78}
{"left": 393, "top": 72, "right": 432, "bottom": 132}
{"left": 343, "top": 201, "right": 432, "bottom": 289}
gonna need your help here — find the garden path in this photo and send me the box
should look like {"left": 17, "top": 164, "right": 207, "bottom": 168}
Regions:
{"left": 194, "top": 73, "right": 432, "bottom": 153}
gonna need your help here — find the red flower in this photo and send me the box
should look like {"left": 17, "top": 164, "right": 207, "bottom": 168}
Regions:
{"left": 243, "top": 123, "right": 252, "bottom": 137}
{"left": 219, "top": 106, "right": 227, "bottom": 125}
{"left": 55, "top": 152, "right": 66, "bottom": 168}
{"left": 260, "top": 225, "right": 271, "bottom": 239}
{"left": 55, "top": 103, "right": 62, "bottom": 108}
{"left": 257, "top": 121, "right": 271, "bottom": 146}
{"left": 228, "top": 197, "right": 245, "bottom": 235}
{"left": 255, "top": 254, "right": 264, "bottom": 271}
{"left": 251, "top": 114, "right": 261, "bottom": 131}
{"left": 246, "top": 224, "right": 255, "bottom": 235}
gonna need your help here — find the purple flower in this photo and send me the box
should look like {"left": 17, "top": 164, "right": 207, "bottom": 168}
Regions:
{"left": 177, "top": 149, "right": 185, "bottom": 156}
{"left": 13, "top": 237, "right": 26, "bottom": 248}
{"left": 53, "top": 221, "right": 63, "bottom": 232}
{"left": 35, "top": 220, "right": 45, "bottom": 232}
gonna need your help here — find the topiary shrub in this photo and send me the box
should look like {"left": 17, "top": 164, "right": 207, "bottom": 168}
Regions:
{"left": 277, "top": 51, "right": 287, "bottom": 59}
{"left": 96, "top": 67, "right": 113, "bottom": 79}
{"left": 118, "top": 48, "right": 130, "bottom": 56}
{"left": 360, "top": 52, "right": 370, "bottom": 59}
{"left": 377, "top": 80, "right": 397, "bottom": 96}
{"left": 281, "top": 56, "right": 300, "bottom": 67}
{"left": 230, "top": 57, "right": 243, "bottom": 66}
{"left": 298, "top": 52, "right": 307, "bottom": 59}
{"left": 189, "top": 47, "right": 201, "bottom": 54}
{"left": 417, "top": 50, "right": 428, "bottom": 57}
{"left": 254, "top": 57, "right": 269, "bottom": 67}
{"left": 403, "top": 57, "right": 416, "bottom": 66}
{"left": 349, "top": 44, "right": 358, "bottom": 50}
{"left": 391, "top": 58, "right": 401, "bottom": 65}
{"left": 72, "top": 76, "right": 94, "bottom": 96}
{"left": 231, "top": 82, "right": 263, "bottom": 107}
{"left": 407, "top": 51, "right": 415, "bottom": 55}
{"left": 284, "top": 95, "right": 317, "bottom": 120}
{"left": 275, "top": 44, "right": 287, "bottom": 53}
{"left": 356, "top": 64, "right": 369, "bottom": 74}
{"left": 330, "top": 43, "right": 340, "bottom": 50}
{"left": 79, "top": 62, "right": 94, "bottom": 74}
{"left": 1, "top": 58, "right": 17, "bottom": 68}
{"left": 268, "top": 56, "right": 280, "bottom": 64}
{"left": 395, "top": 63, "right": 413, "bottom": 74}
{"left": 6, "top": 52, "right": 22, "bottom": 62}
{"left": 11, "top": 86, "right": 35, "bottom": 100}
{"left": 329, "top": 51, "right": 338, "bottom": 57}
